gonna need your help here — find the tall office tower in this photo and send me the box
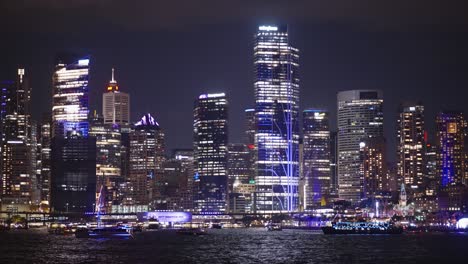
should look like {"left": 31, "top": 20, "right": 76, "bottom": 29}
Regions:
{"left": 128, "top": 113, "right": 165, "bottom": 207}
{"left": 227, "top": 143, "right": 251, "bottom": 188}
{"left": 244, "top": 108, "right": 257, "bottom": 185}
{"left": 174, "top": 149, "right": 195, "bottom": 210}
{"left": 52, "top": 56, "right": 90, "bottom": 138}
{"left": 193, "top": 93, "right": 228, "bottom": 213}
{"left": 156, "top": 158, "right": 191, "bottom": 210}
{"left": 227, "top": 143, "right": 252, "bottom": 213}
{"left": 337, "top": 90, "right": 383, "bottom": 203}
{"left": 424, "top": 143, "right": 438, "bottom": 196}
{"left": 254, "top": 25, "right": 300, "bottom": 213}
{"left": 302, "top": 109, "right": 331, "bottom": 208}
{"left": 397, "top": 103, "right": 425, "bottom": 193}
{"left": 51, "top": 130, "right": 96, "bottom": 212}
{"left": 245, "top": 108, "right": 256, "bottom": 146}
{"left": 50, "top": 55, "right": 95, "bottom": 212}
{"left": 89, "top": 115, "right": 123, "bottom": 211}
{"left": 30, "top": 120, "right": 41, "bottom": 205}
{"left": 1, "top": 69, "right": 33, "bottom": 207}
{"left": 360, "top": 137, "right": 387, "bottom": 198}
{"left": 103, "top": 68, "right": 130, "bottom": 126}
{"left": 39, "top": 114, "right": 52, "bottom": 204}
{"left": 436, "top": 111, "right": 466, "bottom": 187}
{"left": 329, "top": 131, "right": 338, "bottom": 196}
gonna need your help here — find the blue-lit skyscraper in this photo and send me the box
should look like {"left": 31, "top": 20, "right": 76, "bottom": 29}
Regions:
{"left": 52, "top": 56, "right": 90, "bottom": 138}
{"left": 436, "top": 111, "right": 466, "bottom": 187}
{"left": 254, "top": 25, "right": 300, "bottom": 213}
{"left": 193, "top": 93, "right": 228, "bottom": 214}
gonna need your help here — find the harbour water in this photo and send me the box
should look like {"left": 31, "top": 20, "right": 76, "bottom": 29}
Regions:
{"left": 1, "top": 228, "right": 467, "bottom": 263}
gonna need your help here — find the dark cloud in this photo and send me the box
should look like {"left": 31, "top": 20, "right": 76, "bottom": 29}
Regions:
{"left": 1, "top": 0, "right": 467, "bottom": 32}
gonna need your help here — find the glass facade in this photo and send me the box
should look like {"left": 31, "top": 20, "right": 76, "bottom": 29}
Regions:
{"left": 128, "top": 113, "right": 165, "bottom": 207}
{"left": 397, "top": 103, "right": 425, "bottom": 193}
{"left": 89, "top": 116, "right": 124, "bottom": 211}
{"left": 1, "top": 69, "right": 33, "bottom": 205}
{"left": 436, "top": 111, "right": 466, "bottom": 187}
{"left": 50, "top": 132, "right": 96, "bottom": 213}
{"left": 302, "top": 109, "right": 331, "bottom": 208}
{"left": 254, "top": 25, "right": 300, "bottom": 213}
{"left": 193, "top": 93, "right": 228, "bottom": 213}
{"left": 337, "top": 90, "right": 383, "bottom": 203}
{"left": 52, "top": 57, "right": 90, "bottom": 138}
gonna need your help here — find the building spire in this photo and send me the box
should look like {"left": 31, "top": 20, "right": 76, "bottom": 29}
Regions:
{"left": 110, "top": 68, "right": 116, "bottom": 84}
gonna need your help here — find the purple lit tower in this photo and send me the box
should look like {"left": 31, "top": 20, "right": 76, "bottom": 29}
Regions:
{"left": 128, "top": 113, "right": 165, "bottom": 207}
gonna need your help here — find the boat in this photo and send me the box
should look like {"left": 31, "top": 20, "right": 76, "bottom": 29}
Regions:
{"left": 176, "top": 228, "right": 206, "bottom": 236}
{"left": 75, "top": 186, "right": 132, "bottom": 239}
{"left": 210, "top": 223, "right": 223, "bottom": 229}
{"left": 266, "top": 223, "right": 283, "bottom": 231}
{"left": 321, "top": 221, "right": 403, "bottom": 234}
{"left": 75, "top": 227, "right": 133, "bottom": 238}
{"left": 48, "top": 223, "right": 74, "bottom": 235}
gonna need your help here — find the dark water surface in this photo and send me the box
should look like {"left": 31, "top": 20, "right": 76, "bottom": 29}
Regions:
{"left": 1, "top": 228, "right": 467, "bottom": 263}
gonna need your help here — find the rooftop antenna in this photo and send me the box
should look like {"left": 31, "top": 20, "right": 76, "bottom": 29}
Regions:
{"left": 110, "top": 68, "right": 116, "bottom": 84}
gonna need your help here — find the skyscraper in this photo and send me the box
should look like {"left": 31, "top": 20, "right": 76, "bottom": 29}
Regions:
{"left": 50, "top": 55, "right": 96, "bottom": 213}
{"left": 1, "top": 69, "right": 33, "bottom": 207}
{"left": 50, "top": 131, "right": 96, "bottom": 213}
{"left": 302, "top": 109, "right": 331, "bottom": 208}
{"left": 52, "top": 56, "right": 90, "bottom": 138}
{"left": 39, "top": 114, "right": 52, "bottom": 204}
{"left": 337, "top": 90, "right": 384, "bottom": 203}
{"left": 397, "top": 103, "right": 425, "bottom": 192}
{"left": 89, "top": 115, "right": 124, "bottom": 211}
{"left": 193, "top": 93, "right": 228, "bottom": 213}
{"left": 128, "top": 113, "right": 165, "bottom": 207}
{"left": 254, "top": 25, "right": 300, "bottom": 213}
{"left": 103, "top": 68, "right": 130, "bottom": 126}
{"left": 360, "top": 137, "right": 387, "bottom": 198}
{"left": 436, "top": 111, "right": 466, "bottom": 187}
{"left": 329, "top": 131, "right": 338, "bottom": 196}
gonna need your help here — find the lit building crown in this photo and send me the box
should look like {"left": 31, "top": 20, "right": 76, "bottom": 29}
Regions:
{"left": 107, "top": 68, "right": 119, "bottom": 92}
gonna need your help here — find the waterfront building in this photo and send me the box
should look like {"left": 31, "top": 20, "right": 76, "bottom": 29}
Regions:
{"left": 227, "top": 143, "right": 253, "bottom": 213}
{"left": 337, "top": 90, "right": 384, "bottom": 203}
{"left": 254, "top": 25, "right": 300, "bottom": 213}
{"left": 89, "top": 115, "right": 124, "bottom": 211}
{"left": 360, "top": 137, "right": 387, "bottom": 199}
{"left": 128, "top": 113, "right": 165, "bottom": 207}
{"left": 329, "top": 131, "right": 338, "bottom": 197}
{"left": 424, "top": 143, "right": 438, "bottom": 196}
{"left": 39, "top": 114, "right": 52, "bottom": 204}
{"left": 397, "top": 103, "right": 425, "bottom": 194}
{"left": 173, "top": 149, "right": 195, "bottom": 210}
{"left": 103, "top": 68, "right": 130, "bottom": 126}
{"left": 155, "top": 158, "right": 191, "bottom": 211}
{"left": 0, "top": 69, "right": 33, "bottom": 206}
{"left": 52, "top": 56, "right": 90, "bottom": 138}
{"left": 436, "top": 111, "right": 466, "bottom": 187}
{"left": 50, "top": 130, "right": 96, "bottom": 212}
{"left": 193, "top": 93, "right": 228, "bottom": 213}
{"left": 302, "top": 109, "right": 331, "bottom": 208}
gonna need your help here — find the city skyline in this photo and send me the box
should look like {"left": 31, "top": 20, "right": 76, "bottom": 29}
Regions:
{"left": 1, "top": 3, "right": 468, "bottom": 263}
{"left": 2, "top": 18, "right": 468, "bottom": 160}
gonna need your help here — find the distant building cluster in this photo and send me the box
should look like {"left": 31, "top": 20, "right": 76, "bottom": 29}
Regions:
{"left": 1, "top": 25, "right": 467, "bottom": 219}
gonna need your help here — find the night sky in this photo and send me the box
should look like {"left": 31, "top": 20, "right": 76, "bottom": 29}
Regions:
{"left": 1, "top": 0, "right": 468, "bottom": 162}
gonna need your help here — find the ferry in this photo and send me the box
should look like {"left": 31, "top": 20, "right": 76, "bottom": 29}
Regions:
{"left": 266, "top": 223, "right": 283, "bottom": 231}
{"left": 75, "top": 226, "right": 133, "bottom": 239}
{"left": 176, "top": 227, "right": 206, "bottom": 236}
{"left": 322, "top": 221, "right": 403, "bottom": 234}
